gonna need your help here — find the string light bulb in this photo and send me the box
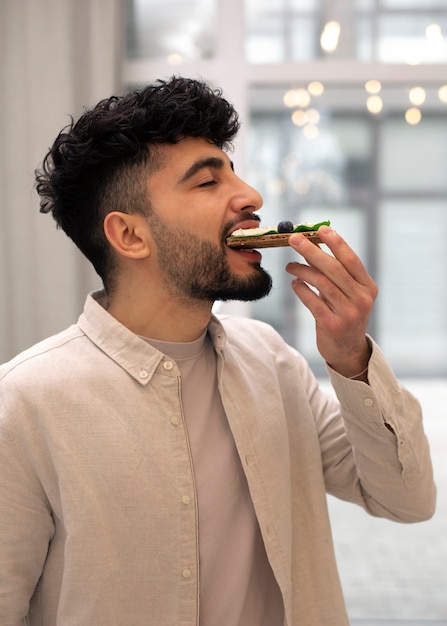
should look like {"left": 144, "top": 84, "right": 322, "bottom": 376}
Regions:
{"left": 291, "top": 110, "right": 307, "bottom": 126}
{"left": 167, "top": 53, "right": 183, "bottom": 65}
{"left": 365, "top": 80, "right": 382, "bottom": 94}
{"left": 405, "top": 108, "right": 422, "bottom": 125}
{"left": 284, "top": 88, "right": 311, "bottom": 108}
{"left": 438, "top": 85, "right": 447, "bottom": 103}
{"left": 320, "top": 21, "right": 340, "bottom": 53}
{"left": 409, "top": 87, "right": 426, "bottom": 106}
{"left": 366, "top": 95, "right": 383, "bottom": 114}
{"left": 308, "top": 81, "right": 324, "bottom": 96}
{"left": 303, "top": 124, "right": 319, "bottom": 139}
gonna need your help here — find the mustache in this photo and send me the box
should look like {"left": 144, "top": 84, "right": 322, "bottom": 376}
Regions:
{"left": 222, "top": 214, "right": 261, "bottom": 243}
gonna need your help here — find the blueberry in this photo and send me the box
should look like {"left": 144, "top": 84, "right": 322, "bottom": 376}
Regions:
{"left": 277, "top": 220, "right": 294, "bottom": 233}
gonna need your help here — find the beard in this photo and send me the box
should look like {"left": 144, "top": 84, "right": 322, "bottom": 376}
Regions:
{"left": 147, "top": 213, "right": 272, "bottom": 302}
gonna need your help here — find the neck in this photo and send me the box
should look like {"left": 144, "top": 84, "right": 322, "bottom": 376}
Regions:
{"left": 106, "top": 281, "right": 213, "bottom": 343}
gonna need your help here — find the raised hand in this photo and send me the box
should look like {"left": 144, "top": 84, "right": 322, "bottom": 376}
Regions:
{"left": 286, "top": 226, "right": 378, "bottom": 380}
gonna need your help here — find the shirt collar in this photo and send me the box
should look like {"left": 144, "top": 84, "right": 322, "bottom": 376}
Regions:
{"left": 77, "top": 290, "right": 228, "bottom": 384}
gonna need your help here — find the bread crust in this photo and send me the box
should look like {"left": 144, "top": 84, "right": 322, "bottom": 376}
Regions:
{"left": 226, "top": 230, "right": 322, "bottom": 249}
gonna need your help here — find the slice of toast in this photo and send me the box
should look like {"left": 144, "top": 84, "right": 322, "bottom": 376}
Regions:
{"left": 226, "top": 230, "right": 322, "bottom": 249}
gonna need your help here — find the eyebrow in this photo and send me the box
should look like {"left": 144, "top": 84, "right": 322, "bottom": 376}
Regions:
{"left": 178, "top": 156, "right": 234, "bottom": 184}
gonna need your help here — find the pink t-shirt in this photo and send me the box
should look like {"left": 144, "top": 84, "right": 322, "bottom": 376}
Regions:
{"left": 147, "top": 332, "right": 284, "bottom": 626}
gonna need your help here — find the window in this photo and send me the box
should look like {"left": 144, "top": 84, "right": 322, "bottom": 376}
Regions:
{"left": 245, "top": 0, "right": 447, "bottom": 63}
{"left": 124, "top": 0, "right": 216, "bottom": 62}
{"left": 247, "top": 86, "right": 447, "bottom": 376}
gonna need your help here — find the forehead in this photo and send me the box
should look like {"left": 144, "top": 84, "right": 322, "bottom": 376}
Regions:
{"left": 155, "top": 137, "right": 231, "bottom": 174}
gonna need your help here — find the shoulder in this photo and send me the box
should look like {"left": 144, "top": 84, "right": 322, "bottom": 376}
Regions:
{"left": 212, "top": 313, "right": 303, "bottom": 365}
{"left": 0, "top": 325, "right": 84, "bottom": 387}
{"left": 210, "top": 314, "right": 318, "bottom": 397}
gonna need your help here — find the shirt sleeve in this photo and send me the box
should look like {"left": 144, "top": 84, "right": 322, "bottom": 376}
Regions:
{"left": 0, "top": 412, "right": 55, "bottom": 625}
{"left": 322, "top": 337, "right": 436, "bottom": 522}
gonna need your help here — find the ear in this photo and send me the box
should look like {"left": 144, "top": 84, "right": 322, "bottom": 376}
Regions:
{"left": 103, "top": 212, "right": 150, "bottom": 260}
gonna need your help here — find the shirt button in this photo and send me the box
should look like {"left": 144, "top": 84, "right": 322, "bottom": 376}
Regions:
{"left": 170, "top": 416, "right": 180, "bottom": 426}
{"left": 182, "top": 568, "right": 192, "bottom": 579}
{"left": 181, "top": 495, "right": 191, "bottom": 505}
{"left": 139, "top": 369, "right": 148, "bottom": 379}
{"left": 364, "top": 397, "right": 374, "bottom": 407}
{"left": 163, "top": 361, "right": 174, "bottom": 371}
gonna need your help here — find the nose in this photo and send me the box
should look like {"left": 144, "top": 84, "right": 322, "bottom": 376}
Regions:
{"left": 230, "top": 174, "right": 263, "bottom": 214}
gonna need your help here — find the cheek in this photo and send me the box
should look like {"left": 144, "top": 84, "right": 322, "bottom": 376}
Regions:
{"left": 178, "top": 213, "right": 223, "bottom": 241}
{"left": 148, "top": 186, "right": 225, "bottom": 239}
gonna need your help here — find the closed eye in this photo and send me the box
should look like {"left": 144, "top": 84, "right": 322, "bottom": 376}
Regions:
{"left": 198, "top": 180, "right": 217, "bottom": 187}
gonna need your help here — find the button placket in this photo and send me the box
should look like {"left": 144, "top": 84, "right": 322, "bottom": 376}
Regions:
{"left": 163, "top": 367, "right": 198, "bottom": 607}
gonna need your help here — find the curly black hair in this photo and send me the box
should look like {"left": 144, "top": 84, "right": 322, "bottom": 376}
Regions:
{"left": 35, "top": 76, "right": 240, "bottom": 291}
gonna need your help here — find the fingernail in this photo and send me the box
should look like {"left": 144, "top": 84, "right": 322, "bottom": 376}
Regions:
{"left": 318, "top": 225, "right": 332, "bottom": 235}
{"left": 289, "top": 233, "right": 305, "bottom": 248}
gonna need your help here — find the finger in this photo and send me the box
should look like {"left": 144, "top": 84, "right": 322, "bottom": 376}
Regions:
{"left": 286, "top": 256, "right": 348, "bottom": 300}
{"left": 290, "top": 260, "right": 377, "bottom": 324}
{"left": 288, "top": 263, "right": 351, "bottom": 315}
{"left": 291, "top": 276, "right": 334, "bottom": 320}
{"left": 289, "top": 227, "right": 372, "bottom": 288}
{"left": 291, "top": 271, "right": 374, "bottom": 348}
{"left": 288, "top": 230, "right": 378, "bottom": 308}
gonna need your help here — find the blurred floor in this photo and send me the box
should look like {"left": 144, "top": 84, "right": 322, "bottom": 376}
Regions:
{"left": 324, "top": 379, "right": 447, "bottom": 626}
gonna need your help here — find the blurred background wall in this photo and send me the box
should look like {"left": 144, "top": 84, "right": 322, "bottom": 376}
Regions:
{"left": 0, "top": 0, "right": 119, "bottom": 360}
{"left": 1, "top": 1, "right": 446, "bottom": 622}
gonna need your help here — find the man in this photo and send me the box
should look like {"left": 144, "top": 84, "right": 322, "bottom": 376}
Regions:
{"left": 0, "top": 77, "right": 435, "bottom": 626}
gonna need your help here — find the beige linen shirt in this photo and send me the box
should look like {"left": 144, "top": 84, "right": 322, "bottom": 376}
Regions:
{"left": 0, "top": 291, "right": 435, "bottom": 626}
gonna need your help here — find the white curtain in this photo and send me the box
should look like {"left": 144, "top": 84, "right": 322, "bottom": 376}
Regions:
{"left": 0, "top": 0, "right": 121, "bottom": 362}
